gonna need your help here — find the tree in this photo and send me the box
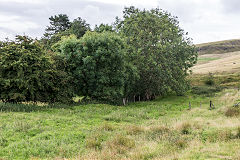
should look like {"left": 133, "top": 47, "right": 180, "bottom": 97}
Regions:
{"left": 0, "top": 36, "right": 73, "bottom": 103}
{"left": 94, "top": 24, "right": 114, "bottom": 33}
{"left": 54, "top": 32, "right": 129, "bottom": 103}
{"left": 70, "top": 17, "right": 90, "bottom": 38}
{"left": 42, "top": 15, "right": 90, "bottom": 49}
{"left": 116, "top": 7, "right": 198, "bottom": 100}
{"left": 44, "top": 14, "right": 71, "bottom": 38}
{"left": 42, "top": 14, "right": 71, "bottom": 49}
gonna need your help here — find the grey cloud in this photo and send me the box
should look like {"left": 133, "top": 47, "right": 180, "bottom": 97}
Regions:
{"left": 221, "top": 0, "right": 240, "bottom": 14}
{"left": 1, "top": 0, "right": 240, "bottom": 43}
{"left": 0, "top": 0, "right": 122, "bottom": 39}
{"left": 157, "top": 0, "right": 201, "bottom": 23}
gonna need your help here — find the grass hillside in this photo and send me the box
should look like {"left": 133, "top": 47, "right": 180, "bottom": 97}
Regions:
{"left": 192, "top": 51, "right": 240, "bottom": 74}
{"left": 197, "top": 39, "right": 240, "bottom": 55}
{"left": 192, "top": 39, "right": 240, "bottom": 75}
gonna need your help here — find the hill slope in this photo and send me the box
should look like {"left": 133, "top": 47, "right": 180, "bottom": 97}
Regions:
{"left": 192, "top": 39, "right": 240, "bottom": 75}
{"left": 192, "top": 51, "right": 240, "bottom": 74}
{"left": 197, "top": 39, "right": 240, "bottom": 55}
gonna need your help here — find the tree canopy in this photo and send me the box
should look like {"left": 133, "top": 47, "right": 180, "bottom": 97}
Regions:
{"left": 0, "top": 36, "right": 73, "bottom": 103}
{"left": 54, "top": 32, "right": 130, "bottom": 103}
{"left": 116, "top": 7, "right": 197, "bottom": 101}
{"left": 42, "top": 14, "right": 90, "bottom": 49}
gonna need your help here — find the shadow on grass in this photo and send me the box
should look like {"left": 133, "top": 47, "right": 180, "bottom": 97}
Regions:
{"left": 0, "top": 102, "right": 74, "bottom": 112}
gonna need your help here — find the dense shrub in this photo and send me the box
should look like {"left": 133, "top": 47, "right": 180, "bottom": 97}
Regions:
{"left": 0, "top": 36, "right": 73, "bottom": 103}
{"left": 55, "top": 32, "right": 133, "bottom": 103}
{"left": 204, "top": 73, "right": 215, "bottom": 86}
{"left": 191, "top": 86, "right": 223, "bottom": 96}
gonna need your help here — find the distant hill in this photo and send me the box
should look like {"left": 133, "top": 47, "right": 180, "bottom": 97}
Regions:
{"left": 196, "top": 39, "right": 240, "bottom": 55}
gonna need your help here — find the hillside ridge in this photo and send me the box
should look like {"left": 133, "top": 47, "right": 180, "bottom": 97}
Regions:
{"left": 197, "top": 39, "right": 240, "bottom": 55}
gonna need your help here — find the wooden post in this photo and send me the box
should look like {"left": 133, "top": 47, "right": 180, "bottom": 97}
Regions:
{"left": 210, "top": 100, "right": 214, "bottom": 109}
{"left": 200, "top": 102, "right": 202, "bottom": 108}
{"left": 189, "top": 102, "right": 191, "bottom": 110}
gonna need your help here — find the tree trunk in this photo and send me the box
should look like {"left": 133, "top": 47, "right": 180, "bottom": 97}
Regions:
{"left": 123, "top": 98, "right": 126, "bottom": 106}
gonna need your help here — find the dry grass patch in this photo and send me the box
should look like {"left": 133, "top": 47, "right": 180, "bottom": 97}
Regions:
{"left": 192, "top": 51, "right": 240, "bottom": 74}
{"left": 149, "top": 125, "right": 170, "bottom": 134}
{"left": 147, "top": 125, "right": 171, "bottom": 140}
{"left": 225, "top": 107, "right": 240, "bottom": 117}
{"left": 219, "top": 89, "right": 239, "bottom": 105}
{"left": 129, "top": 144, "right": 158, "bottom": 160}
{"left": 173, "top": 138, "right": 188, "bottom": 149}
{"left": 98, "top": 122, "right": 115, "bottom": 131}
{"left": 125, "top": 125, "right": 145, "bottom": 135}
{"left": 86, "top": 133, "right": 105, "bottom": 150}
{"left": 107, "top": 134, "right": 135, "bottom": 154}
{"left": 177, "top": 122, "right": 192, "bottom": 135}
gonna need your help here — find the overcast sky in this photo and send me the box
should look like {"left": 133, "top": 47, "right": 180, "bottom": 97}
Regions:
{"left": 0, "top": 0, "right": 239, "bottom": 44}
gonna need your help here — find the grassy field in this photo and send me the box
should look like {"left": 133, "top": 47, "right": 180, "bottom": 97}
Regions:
{"left": 193, "top": 51, "right": 240, "bottom": 74}
{"left": 1, "top": 87, "right": 240, "bottom": 159}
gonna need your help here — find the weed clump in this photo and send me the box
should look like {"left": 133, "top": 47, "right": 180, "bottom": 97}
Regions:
{"left": 147, "top": 125, "right": 170, "bottom": 140}
{"left": 179, "top": 122, "right": 192, "bottom": 135}
{"left": 201, "top": 129, "right": 234, "bottom": 143}
{"left": 150, "top": 125, "right": 170, "bottom": 134}
{"left": 86, "top": 134, "right": 105, "bottom": 150}
{"left": 107, "top": 134, "right": 135, "bottom": 154}
{"left": 125, "top": 125, "right": 144, "bottom": 135}
{"left": 204, "top": 73, "right": 215, "bottom": 86}
{"left": 236, "top": 127, "right": 240, "bottom": 138}
{"left": 174, "top": 139, "right": 188, "bottom": 149}
{"left": 219, "top": 130, "right": 234, "bottom": 141}
{"left": 225, "top": 107, "right": 240, "bottom": 117}
{"left": 99, "top": 122, "right": 114, "bottom": 131}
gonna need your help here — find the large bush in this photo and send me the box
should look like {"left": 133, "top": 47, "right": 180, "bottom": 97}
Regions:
{"left": 0, "top": 36, "right": 73, "bottom": 103}
{"left": 55, "top": 32, "right": 131, "bottom": 103}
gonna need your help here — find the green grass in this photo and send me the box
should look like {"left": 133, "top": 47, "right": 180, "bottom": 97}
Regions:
{"left": 1, "top": 89, "right": 240, "bottom": 159}
{"left": 197, "top": 57, "right": 219, "bottom": 63}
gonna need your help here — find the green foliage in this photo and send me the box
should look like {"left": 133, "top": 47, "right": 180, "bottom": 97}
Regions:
{"left": 42, "top": 14, "right": 90, "bottom": 49}
{"left": 116, "top": 6, "right": 198, "bottom": 100}
{"left": 191, "top": 86, "right": 222, "bottom": 96}
{"left": 94, "top": 23, "right": 114, "bottom": 33}
{"left": 70, "top": 17, "right": 90, "bottom": 38}
{"left": 44, "top": 14, "right": 71, "bottom": 39}
{"left": 204, "top": 73, "right": 215, "bottom": 86}
{"left": 0, "top": 36, "right": 73, "bottom": 103}
{"left": 55, "top": 32, "right": 130, "bottom": 103}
